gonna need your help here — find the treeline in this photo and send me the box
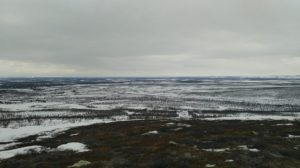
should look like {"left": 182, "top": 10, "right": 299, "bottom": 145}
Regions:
{"left": 128, "top": 110, "right": 178, "bottom": 119}
{"left": 0, "top": 108, "right": 179, "bottom": 128}
{"left": 0, "top": 81, "right": 67, "bottom": 88}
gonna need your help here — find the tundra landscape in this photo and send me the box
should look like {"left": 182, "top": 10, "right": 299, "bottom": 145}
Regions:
{"left": 1, "top": 0, "right": 299, "bottom": 167}
{"left": 0, "top": 77, "right": 299, "bottom": 167}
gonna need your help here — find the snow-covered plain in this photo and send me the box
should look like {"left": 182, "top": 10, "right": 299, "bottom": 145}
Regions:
{"left": 0, "top": 77, "right": 299, "bottom": 158}
{"left": 1, "top": 78, "right": 299, "bottom": 112}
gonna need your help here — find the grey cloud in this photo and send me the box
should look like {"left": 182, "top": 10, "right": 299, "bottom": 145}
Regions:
{"left": 0, "top": 0, "right": 299, "bottom": 76}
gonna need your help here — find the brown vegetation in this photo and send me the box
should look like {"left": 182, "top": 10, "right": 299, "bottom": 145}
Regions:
{"left": 0, "top": 119, "right": 300, "bottom": 168}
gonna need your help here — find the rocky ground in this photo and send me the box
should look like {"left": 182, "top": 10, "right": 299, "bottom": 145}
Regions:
{"left": 0, "top": 119, "right": 300, "bottom": 168}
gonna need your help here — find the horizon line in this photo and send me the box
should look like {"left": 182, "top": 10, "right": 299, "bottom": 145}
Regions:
{"left": 1, "top": 75, "right": 300, "bottom": 78}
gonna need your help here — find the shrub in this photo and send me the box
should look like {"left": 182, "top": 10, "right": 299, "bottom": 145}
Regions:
{"left": 101, "top": 157, "right": 129, "bottom": 168}
{"left": 278, "top": 148, "right": 300, "bottom": 159}
{"left": 150, "top": 156, "right": 173, "bottom": 168}
{"left": 83, "top": 139, "right": 100, "bottom": 149}
{"left": 252, "top": 141, "right": 267, "bottom": 149}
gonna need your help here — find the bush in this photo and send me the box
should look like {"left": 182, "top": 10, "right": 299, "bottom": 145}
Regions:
{"left": 101, "top": 157, "right": 129, "bottom": 168}
{"left": 252, "top": 141, "right": 267, "bottom": 149}
{"left": 150, "top": 156, "right": 173, "bottom": 168}
{"left": 279, "top": 148, "right": 300, "bottom": 159}
{"left": 83, "top": 139, "right": 100, "bottom": 149}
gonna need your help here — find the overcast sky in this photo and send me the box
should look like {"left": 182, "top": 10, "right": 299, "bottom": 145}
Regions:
{"left": 0, "top": 0, "right": 299, "bottom": 77}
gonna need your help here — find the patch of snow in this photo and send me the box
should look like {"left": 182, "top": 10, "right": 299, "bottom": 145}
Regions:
{"left": 142, "top": 130, "right": 158, "bottom": 136}
{"left": 236, "top": 145, "right": 259, "bottom": 152}
{"left": 218, "top": 105, "right": 228, "bottom": 110}
{"left": 288, "top": 134, "right": 300, "bottom": 138}
{"left": 126, "top": 106, "right": 148, "bottom": 110}
{"left": 0, "top": 146, "right": 43, "bottom": 160}
{"left": 202, "top": 148, "right": 230, "bottom": 152}
{"left": 180, "top": 106, "right": 196, "bottom": 109}
{"left": 148, "top": 131, "right": 158, "bottom": 134}
{"left": 57, "top": 142, "right": 89, "bottom": 152}
{"left": 172, "top": 127, "right": 182, "bottom": 131}
{"left": 92, "top": 104, "right": 117, "bottom": 110}
{"left": 0, "top": 102, "right": 63, "bottom": 111}
{"left": 57, "top": 103, "right": 90, "bottom": 109}
{"left": 36, "top": 135, "right": 53, "bottom": 141}
{"left": 177, "top": 111, "right": 192, "bottom": 119}
{"left": 124, "top": 111, "right": 135, "bottom": 115}
{"left": 276, "top": 123, "right": 293, "bottom": 126}
{"left": 70, "top": 133, "right": 79, "bottom": 136}
{"left": 237, "top": 145, "right": 248, "bottom": 150}
{"left": 177, "top": 123, "right": 191, "bottom": 127}
{"left": 225, "top": 159, "right": 234, "bottom": 162}
{"left": 0, "top": 119, "right": 112, "bottom": 142}
{"left": 111, "top": 115, "right": 129, "bottom": 121}
{"left": 249, "top": 148, "right": 260, "bottom": 152}
{"left": 206, "top": 164, "right": 215, "bottom": 167}
{"left": 0, "top": 142, "right": 21, "bottom": 151}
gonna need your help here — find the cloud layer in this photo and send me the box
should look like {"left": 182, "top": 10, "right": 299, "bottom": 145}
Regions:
{"left": 0, "top": 0, "right": 299, "bottom": 77}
